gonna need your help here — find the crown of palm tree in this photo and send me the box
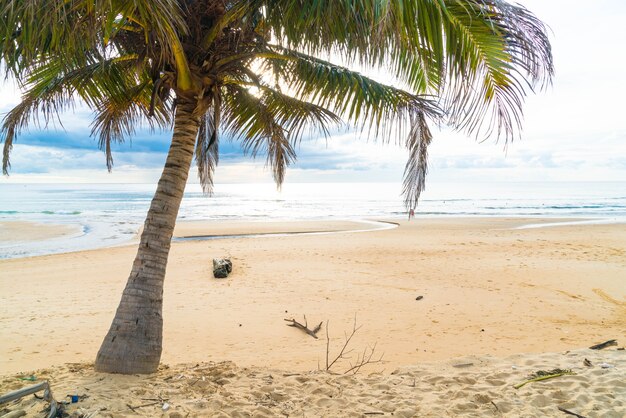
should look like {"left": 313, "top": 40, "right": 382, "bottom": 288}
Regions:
{"left": 0, "top": 0, "right": 553, "bottom": 207}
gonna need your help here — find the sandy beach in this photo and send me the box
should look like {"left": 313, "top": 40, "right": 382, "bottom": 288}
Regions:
{"left": 1, "top": 217, "right": 625, "bottom": 416}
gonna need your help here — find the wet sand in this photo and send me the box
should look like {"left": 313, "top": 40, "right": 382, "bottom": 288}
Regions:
{"left": 0, "top": 221, "right": 81, "bottom": 243}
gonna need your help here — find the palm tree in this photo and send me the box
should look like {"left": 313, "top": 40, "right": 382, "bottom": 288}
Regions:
{"left": 0, "top": 0, "right": 552, "bottom": 374}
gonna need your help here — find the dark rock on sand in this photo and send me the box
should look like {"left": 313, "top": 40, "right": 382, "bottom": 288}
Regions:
{"left": 213, "top": 258, "right": 233, "bottom": 278}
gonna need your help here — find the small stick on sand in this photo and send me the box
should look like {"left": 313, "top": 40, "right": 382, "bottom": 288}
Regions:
{"left": 127, "top": 401, "right": 160, "bottom": 412}
{"left": 284, "top": 316, "right": 322, "bottom": 339}
{"left": 589, "top": 339, "right": 617, "bottom": 350}
{"left": 558, "top": 406, "right": 588, "bottom": 418}
{"left": 452, "top": 363, "right": 474, "bottom": 368}
{"left": 491, "top": 401, "right": 500, "bottom": 412}
{"left": 514, "top": 369, "right": 574, "bottom": 389}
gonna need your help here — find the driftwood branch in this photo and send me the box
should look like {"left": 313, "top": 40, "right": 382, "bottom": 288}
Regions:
{"left": 284, "top": 315, "right": 322, "bottom": 339}
{"left": 344, "top": 342, "right": 384, "bottom": 375}
{"left": 558, "top": 407, "right": 587, "bottom": 418}
{"left": 326, "top": 317, "right": 360, "bottom": 371}
{"left": 325, "top": 315, "right": 384, "bottom": 374}
{"left": 589, "top": 339, "right": 617, "bottom": 350}
{"left": 127, "top": 401, "right": 160, "bottom": 412}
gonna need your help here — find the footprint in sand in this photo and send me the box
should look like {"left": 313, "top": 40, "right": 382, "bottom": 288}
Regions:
{"left": 315, "top": 397, "right": 348, "bottom": 408}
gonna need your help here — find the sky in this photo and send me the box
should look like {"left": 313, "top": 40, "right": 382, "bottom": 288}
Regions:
{"left": 1, "top": 0, "right": 625, "bottom": 185}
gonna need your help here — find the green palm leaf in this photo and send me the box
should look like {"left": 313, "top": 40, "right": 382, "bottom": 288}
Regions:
{"left": 195, "top": 90, "right": 220, "bottom": 193}
{"left": 1, "top": 52, "right": 168, "bottom": 173}
{"left": 221, "top": 84, "right": 298, "bottom": 186}
{"left": 440, "top": 0, "right": 553, "bottom": 140}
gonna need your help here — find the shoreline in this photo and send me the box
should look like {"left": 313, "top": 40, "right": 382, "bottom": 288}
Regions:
{"left": 2, "top": 215, "right": 626, "bottom": 260}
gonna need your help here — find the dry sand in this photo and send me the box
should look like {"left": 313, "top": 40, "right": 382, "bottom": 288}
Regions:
{"left": 1, "top": 348, "right": 624, "bottom": 417}
{"left": 0, "top": 217, "right": 625, "bottom": 416}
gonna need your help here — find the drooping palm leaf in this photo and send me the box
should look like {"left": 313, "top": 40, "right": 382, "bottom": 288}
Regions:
{"left": 1, "top": 52, "right": 169, "bottom": 173}
{"left": 91, "top": 79, "right": 171, "bottom": 170}
{"left": 403, "top": 111, "right": 434, "bottom": 209}
{"left": 221, "top": 84, "right": 298, "bottom": 186}
{"left": 440, "top": 0, "right": 553, "bottom": 140}
{"left": 258, "top": 47, "right": 441, "bottom": 203}
{"left": 195, "top": 90, "right": 221, "bottom": 193}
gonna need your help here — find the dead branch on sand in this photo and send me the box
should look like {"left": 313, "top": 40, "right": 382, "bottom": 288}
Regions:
{"left": 284, "top": 316, "right": 323, "bottom": 339}
{"left": 325, "top": 315, "right": 384, "bottom": 375}
{"left": 558, "top": 406, "right": 588, "bottom": 418}
{"left": 126, "top": 401, "right": 159, "bottom": 412}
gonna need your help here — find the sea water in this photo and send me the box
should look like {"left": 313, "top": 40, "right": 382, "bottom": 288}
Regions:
{"left": 1, "top": 181, "right": 625, "bottom": 259}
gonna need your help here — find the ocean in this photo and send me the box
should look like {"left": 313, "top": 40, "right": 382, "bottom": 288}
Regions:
{"left": 1, "top": 181, "right": 625, "bottom": 259}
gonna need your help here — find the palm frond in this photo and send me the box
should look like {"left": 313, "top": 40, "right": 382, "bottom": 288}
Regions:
{"left": 1, "top": 52, "right": 168, "bottom": 173}
{"left": 1, "top": 0, "right": 100, "bottom": 77}
{"left": 261, "top": 0, "right": 445, "bottom": 75}
{"left": 221, "top": 84, "right": 297, "bottom": 186}
{"left": 261, "top": 0, "right": 552, "bottom": 142}
{"left": 195, "top": 90, "right": 220, "bottom": 194}
{"left": 257, "top": 47, "right": 441, "bottom": 206}
{"left": 0, "top": 0, "right": 191, "bottom": 97}
{"left": 402, "top": 110, "right": 433, "bottom": 209}
{"left": 91, "top": 80, "right": 170, "bottom": 170}
{"left": 262, "top": 46, "right": 442, "bottom": 140}
{"left": 440, "top": 0, "right": 554, "bottom": 141}
{"left": 2, "top": 100, "right": 32, "bottom": 175}
{"left": 229, "top": 79, "right": 343, "bottom": 143}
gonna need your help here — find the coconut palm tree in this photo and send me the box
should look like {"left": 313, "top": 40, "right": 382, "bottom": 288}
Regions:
{"left": 0, "top": 0, "right": 552, "bottom": 374}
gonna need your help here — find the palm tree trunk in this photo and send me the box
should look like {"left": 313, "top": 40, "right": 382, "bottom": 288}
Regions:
{"left": 95, "top": 100, "right": 200, "bottom": 374}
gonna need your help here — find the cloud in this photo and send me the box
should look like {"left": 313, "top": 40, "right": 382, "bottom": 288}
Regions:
{"left": 4, "top": 121, "right": 625, "bottom": 184}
